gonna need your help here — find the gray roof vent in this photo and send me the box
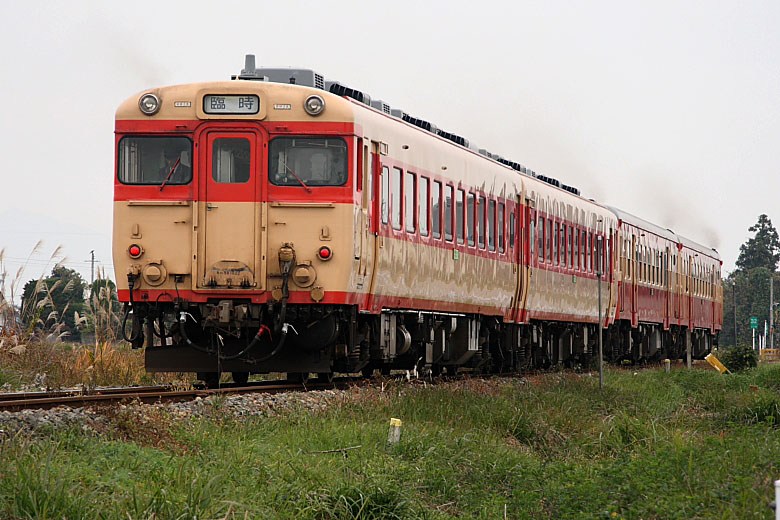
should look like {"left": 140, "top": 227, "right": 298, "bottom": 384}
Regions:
{"left": 370, "top": 99, "right": 392, "bottom": 114}
{"left": 253, "top": 67, "right": 325, "bottom": 89}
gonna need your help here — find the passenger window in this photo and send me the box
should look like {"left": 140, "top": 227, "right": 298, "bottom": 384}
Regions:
{"left": 546, "top": 219, "right": 552, "bottom": 263}
{"left": 498, "top": 203, "right": 504, "bottom": 253}
{"left": 509, "top": 211, "right": 515, "bottom": 248}
{"left": 467, "top": 193, "right": 475, "bottom": 247}
{"left": 478, "top": 195, "right": 486, "bottom": 249}
{"left": 456, "top": 189, "right": 465, "bottom": 244}
{"left": 445, "top": 185, "right": 453, "bottom": 241}
{"left": 568, "top": 226, "right": 573, "bottom": 267}
{"left": 392, "top": 167, "right": 402, "bottom": 230}
{"left": 488, "top": 199, "right": 495, "bottom": 251}
{"left": 419, "top": 178, "right": 428, "bottom": 237}
{"left": 405, "top": 171, "right": 416, "bottom": 233}
{"left": 381, "top": 166, "right": 389, "bottom": 225}
{"left": 574, "top": 228, "right": 579, "bottom": 270}
{"left": 538, "top": 216, "right": 544, "bottom": 260}
{"left": 432, "top": 180, "right": 441, "bottom": 239}
{"left": 553, "top": 221, "right": 559, "bottom": 265}
{"left": 588, "top": 232, "right": 594, "bottom": 272}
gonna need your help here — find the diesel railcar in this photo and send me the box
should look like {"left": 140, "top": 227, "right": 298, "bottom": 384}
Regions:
{"left": 113, "top": 55, "right": 722, "bottom": 384}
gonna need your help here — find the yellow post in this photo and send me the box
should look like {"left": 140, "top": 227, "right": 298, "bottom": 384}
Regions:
{"left": 705, "top": 353, "right": 730, "bottom": 374}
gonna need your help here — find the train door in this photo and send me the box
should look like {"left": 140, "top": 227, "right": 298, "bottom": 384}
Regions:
{"left": 687, "top": 256, "right": 693, "bottom": 329}
{"left": 515, "top": 200, "right": 531, "bottom": 322}
{"left": 664, "top": 247, "right": 671, "bottom": 329}
{"left": 366, "top": 141, "right": 383, "bottom": 311}
{"left": 197, "top": 129, "right": 262, "bottom": 289}
{"left": 631, "top": 233, "right": 638, "bottom": 325}
{"left": 358, "top": 139, "right": 376, "bottom": 292}
{"left": 673, "top": 251, "right": 681, "bottom": 321}
{"left": 607, "top": 229, "right": 618, "bottom": 321}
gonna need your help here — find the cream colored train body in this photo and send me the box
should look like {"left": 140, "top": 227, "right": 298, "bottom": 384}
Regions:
{"left": 113, "top": 58, "right": 721, "bottom": 383}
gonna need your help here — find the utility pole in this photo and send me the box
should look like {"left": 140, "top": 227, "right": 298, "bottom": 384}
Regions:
{"left": 733, "top": 278, "right": 738, "bottom": 347}
{"left": 89, "top": 250, "right": 95, "bottom": 286}
{"left": 771, "top": 275, "right": 774, "bottom": 349}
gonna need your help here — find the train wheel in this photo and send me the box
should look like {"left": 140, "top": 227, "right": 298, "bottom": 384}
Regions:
{"left": 198, "top": 372, "right": 220, "bottom": 388}
{"left": 232, "top": 372, "right": 249, "bottom": 385}
{"left": 316, "top": 372, "right": 334, "bottom": 383}
{"left": 287, "top": 372, "right": 309, "bottom": 383}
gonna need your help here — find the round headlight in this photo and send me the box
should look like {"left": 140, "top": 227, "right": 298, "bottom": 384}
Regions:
{"left": 138, "top": 93, "right": 160, "bottom": 115}
{"left": 304, "top": 95, "right": 325, "bottom": 116}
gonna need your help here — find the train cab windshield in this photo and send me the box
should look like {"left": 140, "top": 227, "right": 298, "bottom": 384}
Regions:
{"left": 118, "top": 136, "right": 193, "bottom": 185}
{"left": 269, "top": 137, "right": 347, "bottom": 187}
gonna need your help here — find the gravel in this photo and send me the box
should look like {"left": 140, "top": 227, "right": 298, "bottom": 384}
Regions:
{"left": 0, "top": 389, "right": 348, "bottom": 437}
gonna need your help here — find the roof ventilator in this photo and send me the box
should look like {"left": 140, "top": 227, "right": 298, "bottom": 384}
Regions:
{"left": 436, "top": 129, "right": 469, "bottom": 148}
{"left": 326, "top": 81, "right": 371, "bottom": 105}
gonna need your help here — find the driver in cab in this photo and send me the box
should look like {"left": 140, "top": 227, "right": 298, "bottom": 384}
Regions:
{"left": 159, "top": 147, "right": 191, "bottom": 183}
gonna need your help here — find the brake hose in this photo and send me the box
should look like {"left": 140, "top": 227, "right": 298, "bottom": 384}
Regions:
{"left": 121, "top": 273, "right": 143, "bottom": 343}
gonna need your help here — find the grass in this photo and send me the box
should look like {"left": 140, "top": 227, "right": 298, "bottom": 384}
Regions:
{"left": 2, "top": 366, "right": 780, "bottom": 518}
{"left": 1, "top": 245, "right": 189, "bottom": 389}
{"left": 0, "top": 338, "right": 189, "bottom": 389}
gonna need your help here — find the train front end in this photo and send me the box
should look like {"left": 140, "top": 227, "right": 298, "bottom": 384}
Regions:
{"left": 113, "top": 68, "right": 362, "bottom": 382}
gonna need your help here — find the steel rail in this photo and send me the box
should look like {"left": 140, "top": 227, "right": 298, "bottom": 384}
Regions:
{"left": 0, "top": 378, "right": 361, "bottom": 413}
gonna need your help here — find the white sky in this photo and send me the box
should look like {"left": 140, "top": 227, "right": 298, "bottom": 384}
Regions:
{"left": 1, "top": 0, "right": 778, "bottom": 293}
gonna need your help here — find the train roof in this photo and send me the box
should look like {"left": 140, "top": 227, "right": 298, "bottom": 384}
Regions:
{"left": 234, "top": 56, "right": 582, "bottom": 197}
{"left": 678, "top": 236, "right": 721, "bottom": 261}
{"left": 606, "top": 206, "right": 678, "bottom": 242}
{"left": 608, "top": 206, "right": 720, "bottom": 261}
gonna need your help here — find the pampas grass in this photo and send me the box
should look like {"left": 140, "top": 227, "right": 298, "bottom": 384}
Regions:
{"left": 1, "top": 245, "right": 190, "bottom": 389}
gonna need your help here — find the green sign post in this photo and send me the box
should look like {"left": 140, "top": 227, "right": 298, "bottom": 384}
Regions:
{"left": 750, "top": 316, "right": 758, "bottom": 329}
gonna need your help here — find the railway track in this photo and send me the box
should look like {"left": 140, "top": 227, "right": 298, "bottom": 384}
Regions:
{"left": 0, "top": 378, "right": 360, "bottom": 413}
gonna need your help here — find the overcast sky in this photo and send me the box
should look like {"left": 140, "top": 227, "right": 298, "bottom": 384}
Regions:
{"left": 1, "top": 0, "right": 778, "bottom": 293}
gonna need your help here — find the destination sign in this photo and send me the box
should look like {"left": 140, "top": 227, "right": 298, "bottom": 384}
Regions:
{"left": 203, "top": 94, "right": 259, "bottom": 114}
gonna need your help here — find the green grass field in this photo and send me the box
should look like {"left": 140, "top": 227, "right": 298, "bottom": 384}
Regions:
{"left": 2, "top": 366, "right": 780, "bottom": 519}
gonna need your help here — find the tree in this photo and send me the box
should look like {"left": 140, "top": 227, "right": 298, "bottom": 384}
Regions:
{"left": 721, "top": 215, "right": 780, "bottom": 348}
{"left": 21, "top": 266, "right": 88, "bottom": 341}
{"left": 735, "top": 214, "right": 780, "bottom": 272}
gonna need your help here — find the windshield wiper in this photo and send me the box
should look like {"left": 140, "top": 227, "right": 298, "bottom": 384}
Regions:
{"left": 284, "top": 164, "right": 312, "bottom": 193}
{"left": 159, "top": 157, "right": 180, "bottom": 192}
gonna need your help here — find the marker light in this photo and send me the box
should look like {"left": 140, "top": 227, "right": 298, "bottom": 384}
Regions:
{"left": 317, "top": 246, "right": 332, "bottom": 260}
{"left": 304, "top": 95, "right": 325, "bottom": 116}
{"left": 128, "top": 244, "right": 143, "bottom": 258}
{"left": 138, "top": 93, "right": 160, "bottom": 115}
